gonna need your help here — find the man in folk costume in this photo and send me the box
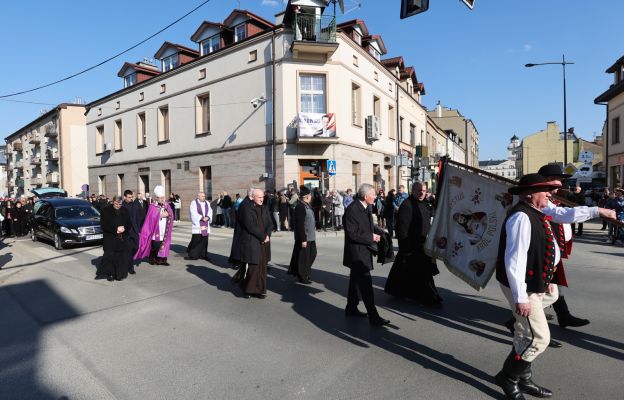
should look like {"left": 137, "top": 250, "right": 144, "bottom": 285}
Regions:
{"left": 495, "top": 174, "right": 563, "bottom": 400}
{"left": 134, "top": 185, "right": 174, "bottom": 266}
{"left": 538, "top": 164, "right": 615, "bottom": 328}
{"left": 185, "top": 192, "right": 213, "bottom": 261}
{"left": 288, "top": 186, "right": 317, "bottom": 284}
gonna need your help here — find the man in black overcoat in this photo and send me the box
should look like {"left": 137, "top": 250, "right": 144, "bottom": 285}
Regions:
{"left": 122, "top": 190, "right": 141, "bottom": 274}
{"left": 343, "top": 183, "right": 389, "bottom": 326}
{"left": 385, "top": 181, "right": 442, "bottom": 305}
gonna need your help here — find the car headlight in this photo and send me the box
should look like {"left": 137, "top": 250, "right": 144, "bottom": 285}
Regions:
{"left": 60, "top": 227, "right": 78, "bottom": 234}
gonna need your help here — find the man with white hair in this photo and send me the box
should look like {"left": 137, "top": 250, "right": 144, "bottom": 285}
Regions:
{"left": 185, "top": 192, "right": 213, "bottom": 261}
{"left": 134, "top": 185, "right": 174, "bottom": 266}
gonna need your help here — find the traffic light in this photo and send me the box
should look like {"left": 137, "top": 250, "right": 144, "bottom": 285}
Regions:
{"left": 400, "top": 0, "right": 429, "bottom": 19}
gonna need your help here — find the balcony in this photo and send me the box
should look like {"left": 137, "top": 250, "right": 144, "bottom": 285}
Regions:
{"left": 31, "top": 177, "right": 43, "bottom": 186}
{"left": 30, "top": 134, "right": 41, "bottom": 144}
{"left": 31, "top": 156, "right": 41, "bottom": 165}
{"left": 46, "top": 173, "right": 60, "bottom": 184}
{"left": 8, "top": 180, "right": 15, "bottom": 188}
{"left": 13, "top": 141, "right": 23, "bottom": 151}
{"left": 16, "top": 178, "right": 24, "bottom": 188}
{"left": 15, "top": 160, "right": 24, "bottom": 169}
{"left": 45, "top": 125, "right": 58, "bottom": 137}
{"left": 292, "top": 14, "right": 338, "bottom": 56}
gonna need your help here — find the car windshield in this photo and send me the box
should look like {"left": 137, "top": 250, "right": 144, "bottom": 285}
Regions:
{"left": 55, "top": 205, "right": 100, "bottom": 219}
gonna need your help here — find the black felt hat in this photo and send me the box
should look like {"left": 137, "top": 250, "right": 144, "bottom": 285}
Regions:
{"left": 299, "top": 186, "right": 311, "bottom": 197}
{"left": 538, "top": 164, "right": 571, "bottom": 179}
{"left": 509, "top": 173, "right": 562, "bottom": 195}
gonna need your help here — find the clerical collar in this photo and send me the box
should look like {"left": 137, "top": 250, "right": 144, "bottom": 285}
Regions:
{"left": 359, "top": 200, "right": 368, "bottom": 209}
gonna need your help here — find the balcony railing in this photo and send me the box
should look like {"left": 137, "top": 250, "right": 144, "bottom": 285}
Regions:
{"left": 293, "top": 14, "right": 336, "bottom": 43}
{"left": 31, "top": 156, "right": 41, "bottom": 165}
{"left": 15, "top": 161, "right": 24, "bottom": 169}
{"left": 46, "top": 149, "right": 59, "bottom": 161}
{"left": 30, "top": 134, "right": 41, "bottom": 144}
{"left": 46, "top": 173, "right": 60, "bottom": 184}
{"left": 32, "top": 177, "right": 43, "bottom": 185}
{"left": 45, "top": 125, "right": 58, "bottom": 137}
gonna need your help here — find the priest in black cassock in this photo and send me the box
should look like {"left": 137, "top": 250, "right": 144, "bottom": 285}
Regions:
{"left": 97, "top": 196, "right": 132, "bottom": 281}
{"left": 185, "top": 191, "right": 213, "bottom": 261}
{"left": 384, "top": 181, "right": 443, "bottom": 306}
{"left": 288, "top": 186, "right": 317, "bottom": 284}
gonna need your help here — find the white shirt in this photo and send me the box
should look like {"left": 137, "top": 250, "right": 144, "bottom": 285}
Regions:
{"left": 189, "top": 199, "right": 213, "bottom": 235}
{"left": 152, "top": 205, "right": 168, "bottom": 241}
{"left": 541, "top": 201, "right": 599, "bottom": 241}
{"left": 504, "top": 211, "right": 560, "bottom": 304}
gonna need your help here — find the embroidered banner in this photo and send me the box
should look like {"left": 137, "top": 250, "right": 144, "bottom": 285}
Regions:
{"left": 425, "top": 163, "right": 514, "bottom": 290}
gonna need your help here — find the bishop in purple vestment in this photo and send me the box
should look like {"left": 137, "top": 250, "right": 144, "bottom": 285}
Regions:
{"left": 134, "top": 185, "right": 174, "bottom": 266}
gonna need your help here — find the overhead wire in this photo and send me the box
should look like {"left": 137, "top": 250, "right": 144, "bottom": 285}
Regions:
{"left": 0, "top": 0, "right": 213, "bottom": 99}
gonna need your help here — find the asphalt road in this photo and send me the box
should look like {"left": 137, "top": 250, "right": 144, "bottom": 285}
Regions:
{"left": 0, "top": 220, "right": 622, "bottom": 400}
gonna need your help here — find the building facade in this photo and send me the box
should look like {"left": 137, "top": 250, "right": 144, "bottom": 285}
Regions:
{"left": 595, "top": 54, "right": 624, "bottom": 188}
{"left": 0, "top": 146, "right": 7, "bottom": 196}
{"left": 427, "top": 102, "right": 479, "bottom": 168}
{"left": 85, "top": 3, "right": 430, "bottom": 208}
{"left": 4, "top": 104, "right": 87, "bottom": 197}
{"left": 514, "top": 121, "right": 577, "bottom": 178}
{"left": 478, "top": 134, "right": 519, "bottom": 180}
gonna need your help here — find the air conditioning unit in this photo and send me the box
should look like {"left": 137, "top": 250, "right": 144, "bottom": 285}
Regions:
{"left": 383, "top": 155, "right": 395, "bottom": 167}
{"left": 103, "top": 143, "right": 112, "bottom": 152}
{"left": 365, "top": 115, "right": 381, "bottom": 141}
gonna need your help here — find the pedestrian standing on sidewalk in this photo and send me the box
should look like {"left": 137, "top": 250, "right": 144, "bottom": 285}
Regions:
{"left": 288, "top": 188, "right": 299, "bottom": 231}
{"left": 332, "top": 190, "right": 344, "bottom": 229}
{"left": 321, "top": 191, "right": 333, "bottom": 230}
{"left": 174, "top": 194, "right": 182, "bottom": 222}
{"left": 495, "top": 174, "right": 562, "bottom": 400}
{"left": 384, "top": 189, "right": 396, "bottom": 238}
{"left": 97, "top": 196, "right": 132, "bottom": 282}
{"left": 374, "top": 189, "right": 385, "bottom": 228}
{"left": 288, "top": 186, "right": 317, "bottom": 284}
{"left": 222, "top": 191, "right": 233, "bottom": 228}
{"left": 185, "top": 191, "right": 212, "bottom": 261}
{"left": 278, "top": 191, "right": 289, "bottom": 231}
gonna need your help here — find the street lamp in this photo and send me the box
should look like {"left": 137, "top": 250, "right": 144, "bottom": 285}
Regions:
{"left": 525, "top": 55, "right": 575, "bottom": 165}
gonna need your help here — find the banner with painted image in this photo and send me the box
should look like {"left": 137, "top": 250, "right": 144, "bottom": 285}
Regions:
{"left": 425, "top": 162, "right": 514, "bottom": 290}
{"left": 297, "top": 113, "right": 336, "bottom": 138}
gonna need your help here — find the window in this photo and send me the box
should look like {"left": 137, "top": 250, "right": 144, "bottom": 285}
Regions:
{"left": 299, "top": 74, "right": 325, "bottom": 113}
{"left": 139, "top": 92, "right": 144, "bottom": 101}
{"left": 410, "top": 123, "right": 416, "bottom": 146}
{"left": 373, "top": 95, "right": 380, "bottom": 118}
{"left": 98, "top": 175, "right": 105, "bottom": 196}
{"left": 161, "top": 54, "right": 179, "bottom": 72}
{"left": 199, "top": 68, "right": 206, "bottom": 80}
{"left": 114, "top": 120, "right": 123, "bottom": 151}
{"left": 351, "top": 82, "right": 361, "bottom": 126}
{"left": 200, "top": 166, "right": 212, "bottom": 199}
{"left": 201, "top": 35, "right": 220, "bottom": 55}
{"left": 115, "top": 101, "right": 120, "bottom": 110}
{"left": 389, "top": 82, "right": 393, "bottom": 92}
{"left": 352, "top": 31, "right": 362, "bottom": 45}
{"left": 160, "top": 84, "right": 166, "bottom": 94}
{"left": 248, "top": 50, "right": 257, "bottom": 63}
{"left": 124, "top": 73, "right": 136, "bottom": 88}
{"left": 388, "top": 105, "right": 396, "bottom": 139}
{"left": 234, "top": 24, "right": 246, "bottom": 42}
{"left": 117, "top": 174, "right": 124, "bottom": 196}
{"left": 158, "top": 106, "right": 170, "bottom": 142}
{"left": 196, "top": 93, "right": 210, "bottom": 134}
{"left": 137, "top": 112, "right": 146, "bottom": 147}
{"left": 399, "top": 117, "right": 404, "bottom": 142}
{"left": 374, "top": 71, "right": 379, "bottom": 82}
{"left": 162, "top": 170, "right": 171, "bottom": 195}
{"left": 613, "top": 117, "right": 620, "bottom": 144}
{"left": 96, "top": 125, "right": 104, "bottom": 154}
{"left": 353, "top": 55, "right": 358, "bottom": 67}
{"left": 369, "top": 47, "right": 380, "bottom": 61}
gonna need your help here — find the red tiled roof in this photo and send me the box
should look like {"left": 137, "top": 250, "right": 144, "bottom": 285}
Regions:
{"left": 381, "top": 56, "right": 404, "bottom": 69}
{"left": 154, "top": 41, "right": 199, "bottom": 60}
{"left": 363, "top": 34, "right": 387, "bottom": 55}
{"left": 337, "top": 19, "right": 369, "bottom": 36}
{"left": 224, "top": 9, "right": 275, "bottom": 29}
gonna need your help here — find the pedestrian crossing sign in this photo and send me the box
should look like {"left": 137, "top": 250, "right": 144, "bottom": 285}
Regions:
{"left": 327, "top": 160, "right": 337, "bottom": 176}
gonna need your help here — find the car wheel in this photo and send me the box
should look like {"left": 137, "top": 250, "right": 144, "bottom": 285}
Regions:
{"left": 31, "top": 229, "right": 38, "bottom": 242}
{"left": 54, "top": 233, "right": 64, "bottom": 250}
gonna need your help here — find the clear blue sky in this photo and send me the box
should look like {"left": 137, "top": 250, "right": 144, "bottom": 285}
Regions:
{"left": 2, "top": 0, "right": 623, "bottom": 160}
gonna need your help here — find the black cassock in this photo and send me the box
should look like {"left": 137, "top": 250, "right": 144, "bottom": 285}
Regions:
{"left": 384, "top": 196, "right": 442, "bottom": 305}
{"left": 288, "top": 202, "right": 317, "bottom": 281}
{"left": 187, "top": 234, "right": 208, "bottom": 260}
{"left": 97, "top": 205, "right": 132, "bottom": 280}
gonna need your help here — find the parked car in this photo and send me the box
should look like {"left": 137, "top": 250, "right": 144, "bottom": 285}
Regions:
{"left": 30, "top": 198, "right": 102, "bottom": 250}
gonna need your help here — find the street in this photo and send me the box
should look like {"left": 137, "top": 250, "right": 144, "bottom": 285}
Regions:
{"left": 0, "top": 220, "right": 622, "bottom": 400}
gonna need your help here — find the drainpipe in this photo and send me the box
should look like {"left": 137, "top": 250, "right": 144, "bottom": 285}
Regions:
{"left": 271, "top": 30, "right": 277, "bottom": 191}
{"left": 464, "top": 118, "right": 469, "bottom": 166}
{"left": 395, "top": 82, "right": 400, "bottom": 189}
{"left": 57, "top": 107, "right": 64, "bottom": 191}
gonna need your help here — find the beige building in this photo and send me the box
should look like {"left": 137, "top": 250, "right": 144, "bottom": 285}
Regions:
{"left": 427, "top": 102, "right": 479, "bottom": 168}
{"left": 85, "top": 3, "right": 430, "bottom": 207}
{"left": 0, "top": 146, "right": 7, "bottom": 196}
{"left": 4, "top": 104, "right": 87, "bottom": 197}
{"left": 514, "top": 121, "right": 577, "bottom": 177}
{"left": 595, "top": 54, "right": 624, "bottom": 188}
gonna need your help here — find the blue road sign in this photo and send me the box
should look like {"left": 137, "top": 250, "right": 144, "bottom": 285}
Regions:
{"left": 327, "top": 160, "right": 337, "bottom": 176}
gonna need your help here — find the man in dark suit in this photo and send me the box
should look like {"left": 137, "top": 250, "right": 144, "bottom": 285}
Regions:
{"left": 122, "top": 190, "right": 142, "bottom": 274}
{"left": 343, "top": 183, "right": 390, "bottom": 326}
{"left": 134, "top": 192, "right": 148, "bottom": 229}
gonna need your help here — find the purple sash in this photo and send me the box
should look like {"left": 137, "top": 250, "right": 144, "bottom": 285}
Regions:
{"left": 196, "top": 201, "right": 209, "bottom": 237}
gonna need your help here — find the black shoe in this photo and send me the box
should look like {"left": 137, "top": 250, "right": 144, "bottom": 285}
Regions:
{"left": 558, "top": 313, "right": 590, "bottom": 328}
{"left": 94, "top": 274, "right": 108, "bottom": 280}
{"left": 158, "top": 258, "right": 170, "bottom": 266}
{"left": 495, "top": 352, "right": 527, "bottom": 400}
{"left": 548, "top": 339, "right": 562, "bottom": 348}
{"left": 184, "top": 256, "right": 198, "bottom": 260}
{"left": 369, "top": 316, "right": 390, "bottom": 326}
{"left": 106, "top": 275, "right": 114, "bottom": 282}
{"left": 518, "top": 361, "right": 553, "bottom": 398}
{"left": 250, "top": 293, "right": 266, "bottom": 299}
{"left": 345, "top": 308, "right": 368, "bottom": 318}
{"left": 149, "top": 258, "right": 157, "bottom": 265}
{"left": 128, "top": 266, "right": 136, "bottom": 275}
{"left": 298, "top": 276, "right": 312, "bottom": 284}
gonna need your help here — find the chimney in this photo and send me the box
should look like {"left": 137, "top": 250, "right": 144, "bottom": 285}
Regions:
{"left": 137, "top": 58, "right": 159, "bottom": 71}
{"left": 436, "top": 101, "right": 442, "bottom": 118}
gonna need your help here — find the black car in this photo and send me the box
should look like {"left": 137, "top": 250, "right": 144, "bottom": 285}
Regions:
{"left": 31, "top": 198, "right": 103, "bottom": 250}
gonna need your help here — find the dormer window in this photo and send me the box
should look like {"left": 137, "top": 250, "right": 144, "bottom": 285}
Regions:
{"left": 234, "top": 24, "right": 246, "bottom": 42}
{"left": 162, "top": 54, "right": 179, "bottom": 72}
{"left": 353, "top": 31, "right": 362, "bottom": 45}
{"left": 124, "top": 73, "right": 137, "bottom": 88}
{"left": 369, "top": 47, "right": 380, "bottom": 61}
{"left": 201, "top": 35, "right": 220, "bottom": 55}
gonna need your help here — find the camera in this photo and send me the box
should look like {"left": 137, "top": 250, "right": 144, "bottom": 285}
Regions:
{"left": 250, "top": 96, "right": 265, "bottom": 109}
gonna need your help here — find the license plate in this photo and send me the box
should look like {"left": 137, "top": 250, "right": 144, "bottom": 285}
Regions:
{"left": 86, "top": 234, "right": 103, "bottom": 240}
